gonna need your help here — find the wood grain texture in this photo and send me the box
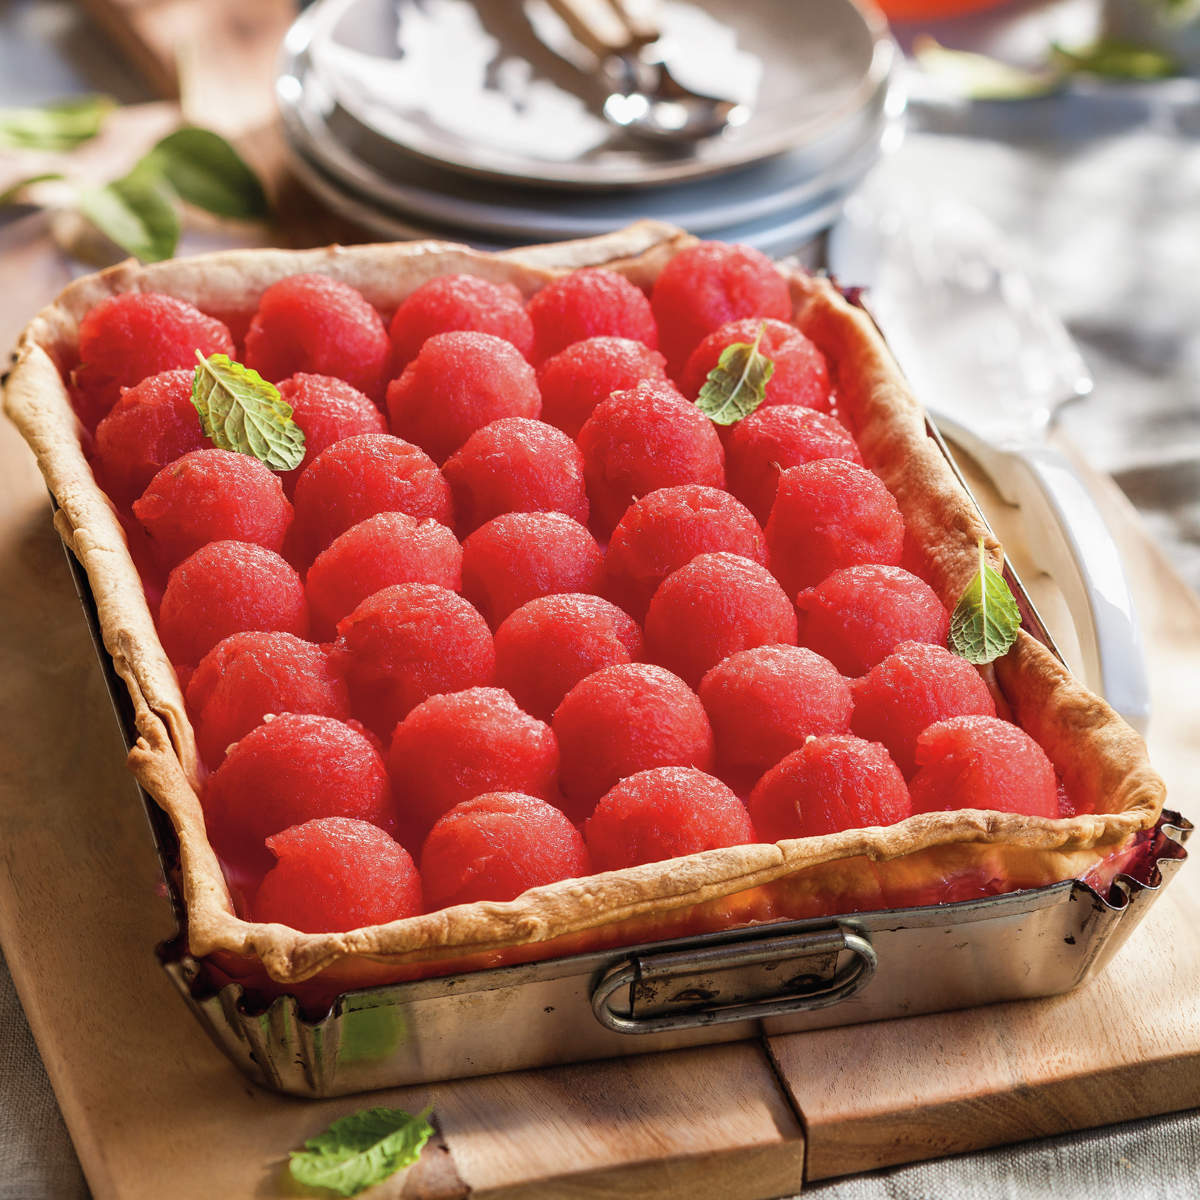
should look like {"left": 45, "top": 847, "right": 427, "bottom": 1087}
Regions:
{"left": 769, "top": 441, "right": 1200, "bottom": 1181}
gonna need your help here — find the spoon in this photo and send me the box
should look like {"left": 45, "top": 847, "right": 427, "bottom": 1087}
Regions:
{"left": 543, "top": 0, "right": 750, "bottom": 141}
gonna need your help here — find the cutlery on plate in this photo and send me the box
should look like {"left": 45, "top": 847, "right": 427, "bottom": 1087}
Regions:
{"left": 541, "top": 0, "right": 750, "bottom": 140}
{"left": 828, "top": 186, "right": 1150, "bottom": 732}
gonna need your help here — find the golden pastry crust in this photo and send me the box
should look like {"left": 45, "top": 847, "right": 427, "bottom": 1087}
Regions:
{"left": 3, "top": 221, "right": 1165, "bottom": 985}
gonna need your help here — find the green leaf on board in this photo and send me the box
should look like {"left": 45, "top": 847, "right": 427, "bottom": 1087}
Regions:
{"left": 288, "top": 1106, "right": 434, "bottom": 1197}
{"left": 142, "top": 127, "right": 268, "bottom": 219}
{"left": 191, "top": 351, "right": 306, "bottom": 471}
{"left": 76, "top": 168, "right": 180, "bottom": 263}
{"left": 913, "top": 36, "right": 1062, "bottom": 100}
{"left": 695, "top": 321, "right": 775, "bottom": 426}
{"left": 949, "top": 538, "right": 1021, "bottom": 665}
{"left": 0, "top": 172, "right": 65, "bottom": 206}
{"left": 0, "top": 94, "right": 115, "bottom": 150}
{"left": 1051, "top": 39, "right": 1179, "bottom": 80}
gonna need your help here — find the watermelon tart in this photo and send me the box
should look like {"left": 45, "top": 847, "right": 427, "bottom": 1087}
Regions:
{"left": 3, "top": 222, "right": 1165, "bottom": 997}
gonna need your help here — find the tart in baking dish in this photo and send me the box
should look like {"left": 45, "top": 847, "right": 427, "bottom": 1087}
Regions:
{"left": 3, "top": 222, "right": 1164, "bottom": 993}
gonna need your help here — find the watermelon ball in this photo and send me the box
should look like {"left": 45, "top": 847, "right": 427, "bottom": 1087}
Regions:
{"left": 461, "top": 511, "right": 603, "bottom": 629}
{"left": 305, "top": 511, "right": 462, "bottom": 641}
{"left": 527, "top": 268, "right": 658, "bottom": 364}
{"left": 291, "top": 433, "right": 452, "bottom": 566}
{"left": 748, "top": 734, "right": 912, "bottom": 842}
{"left": 186, "top": 631, "right": 351, "bottom": 769}
{"left": 796, "top": 564, "right": 950, "bottom": 678}
{"left": 553, "top": 662, "right": 715, "bottom": 819}
{"left": 387, "top": 687, "right": 559, "bottom": 839}
{"left": 766, "top": 459, "right": 905, "bottom": 597}
{"left": 585, "top": 767, "right": 755, "bottom": 872}
{"left": 850, "top": 641, "right": 997, "bottom": 778}
{"left": 333, "top": 583, "right": 494, "bottom": 739}
{"left": 91, "top": 368, "right": 208, "bottom": 503}
{"left": 388, "top": 273, "right": 534, "bottom": 371}
{"left": 644, "top": 551, "right": 798, "bottom": 688}
{"left": 243, "top": 274, "right": 390, "bottom": 402}
{"left": 698, "top": 644, "right": 853, "bottom": 779}
{"left": 72, "top": 293, "right": 234, "bottom": 429}
{"left": 442, "top": 417, "right": 588, "bottom": 534}
{"left": 276, "top": 373, "right": 387, "bottom": 495}
{"left": 650, "top": 242, "right": 791, "bottom": 374}
{"left": 577, "top": 378, "right": 726, "bottom": 537}
{"left": 420, "top": 792, "right": 590, "bottom": 910}
{"left": 158, "top": 540, "right": 308, "bottom": 667}
{"left": 253, "top": 817, "right": 422, "bottom": 933}
{"left": 132, "top": 449, "right": 293, "bottom": 568}
{"left": 494, "top": 593, "right": 644, "bottom": 722}
{"left": 680, "top": 317, "right": 832, "bottom": 414}
{"left": 603, "top": 484, "right": 766, "bottom": 621}
{"left": 203, "top": 714, "right": 398, "bottom": 875}
{"left": 537, "top": 336, "right": 669, "bottom": 438}
{"left": 909, "top": 715, "right": 1059, "bottom": 818}
{"left": 725, "top": 406, "right": 863, "bottom": 525}
{"left": 386, "top": 331, "right": 541, "bottom": 465}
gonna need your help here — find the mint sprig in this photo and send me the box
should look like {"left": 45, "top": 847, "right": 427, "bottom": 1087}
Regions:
{"left": 695, "top": 321, "right": 775, "bottom": 426}
{"left": 191, "top": 351, "right": 306, "bottom": 471}
{"left": 949, "top": 538, "right": 1021, "bottom": 665}
{"left": 289, "top": 1105, "right": 434, "bottom": 1197}
{"left": 0, "top": 94, "right": 115, "bottom": 151}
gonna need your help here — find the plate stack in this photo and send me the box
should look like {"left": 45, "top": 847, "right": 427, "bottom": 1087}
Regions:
{"left": 277, "top": 0, "right": 905, "bottom": 254}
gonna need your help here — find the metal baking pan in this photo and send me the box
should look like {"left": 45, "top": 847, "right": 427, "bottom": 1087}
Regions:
{"left": 59, "top": 496, "right": 1190, "bottom": 1098}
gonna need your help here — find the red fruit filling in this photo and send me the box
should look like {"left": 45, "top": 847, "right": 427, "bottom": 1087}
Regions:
{"left": 537, "top": 336, "right": 669, "bottom": 438}
{"left": 386, "top": 330, "right": 540, "bottom": 464}
{"left": 909, "top": 714, "right": 1059, "bottom": 818}
{"left": 553, "top": 662, "right": 714, "bottom": 819}
{"left": 421, "top": 792, "right": 589, "bottom": 910}
{"left": 650, "top": 241, "right": 791, "bottom": 373}
{"left": 187, "top": 630, "right": 351, "bottom": 768}
{"left": 461, "top": 511, "right": 603, "bottom": 628}
{"left": 765, "top": 458, "right": 905, "bottom": 597}
{"left": 442, "top": 417, "right": 588, "bottom": 534}
{"left": 699, "top": 644, "right": 853, "bottom": 778}
{"left": 680, "top": 317, "right": 831, "bottom": 414}
{"left": 133, "top": 448, "right": 293, "bottom": 568}
{"left": 851, "top": 641, "right": 997, "bottom": 778}
{"left": 796, "top": 564, "right": 950, "bottom": 677}
{"left": 748, "top": 734, "right": 912, "bottom": 842}
{"left": 305, "top": 511, "right": 462, "bottom": 641}
{"left": 203, "top": 714, "right": 398, "bottom": 876}
{"left": 158, "top": 540, "right": 308, "bottom": 667}
{"left": 387, "top": 687, "right": 559, "bottom": 840}
{"left": 254, "top": 817, "right": 422, "bottom": 933}
{"left": 494, "top": 593, "right": 644, "bottom": 722}
{"left": 243, "top": 274, "right": 390, "bottom": 401}
{"left": 333, "top": 582, "right": 494, "bottom": 738}
{"left": 527, "top": 268, "right": 658, "bottom": 364}
{"left": 577, "top": 378, "right": 725, "bottom": 537}
{"left": 389, "top": 273, "right": 534, "bottom": 370}
{"left": 585, "top": 767, "right": 755, "bottom": 871}
{"left": 644, "top": 551, "right": 798, "bottom": 688}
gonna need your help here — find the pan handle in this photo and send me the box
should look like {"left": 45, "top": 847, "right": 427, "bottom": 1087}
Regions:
{"left": 590, "top": 925, "right": 877, "bottom": 1034}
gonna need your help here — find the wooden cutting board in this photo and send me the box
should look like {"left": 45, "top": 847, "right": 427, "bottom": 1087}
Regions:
{"left": 0, "top": 220, "right": 1198, "bottom": 1199}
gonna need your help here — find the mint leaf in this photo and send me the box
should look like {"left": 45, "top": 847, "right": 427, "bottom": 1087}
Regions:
{"left": 77, "top": 168, "right": 179, "bottom": 263}
{"left": 191, "top": 351, "right": 306, "bottom": 470}
{"left": 695, "top": 321, "right": 775, "bottom": 426}
{"left": 949, "top": 538, "right": 1021, "bottom": 665}
{"left": 142, "top": 127, "right": 268, "bottom": 220}
{"left": 289, "top": 1106, "right": 433, "bottom": 1197}
{"left": 1051, "top": 39, "right": 1178, "bottom": 80}
{"left": 914, "top": 37, "right": 1061, "bottom": 100}
{"left": 0, "top": 95, "right": 114, "bottom": 150}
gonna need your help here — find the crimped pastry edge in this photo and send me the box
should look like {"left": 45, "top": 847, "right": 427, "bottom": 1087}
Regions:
{"left": 2, "top": 220, "right": 1165, "bottom": 985}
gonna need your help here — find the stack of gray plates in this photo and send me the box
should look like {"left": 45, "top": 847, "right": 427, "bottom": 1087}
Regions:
{"left": 277, "top": 0, "right": 906, "bottom": 253}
